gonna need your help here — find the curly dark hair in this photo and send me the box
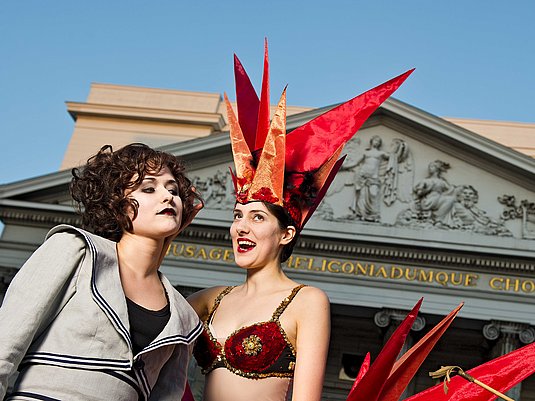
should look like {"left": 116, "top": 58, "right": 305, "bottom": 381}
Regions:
{"left": 263, "top": 202, "right": 300, "bottom": 263}
{"left": 70, "top": 143, "right": 202, "bottom": 241}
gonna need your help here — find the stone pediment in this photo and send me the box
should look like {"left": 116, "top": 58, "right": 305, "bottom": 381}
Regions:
{"left": 163, "top": 99, "right": 535, "bottom": 257}
{"left": 1, "top": 98, "right": 534, "bottom": 258}
{"left": 0, "top": 170, "right": 72, "bottom": 205}
{"left": 0, "top": 170, "right": 79, "bottom": 233}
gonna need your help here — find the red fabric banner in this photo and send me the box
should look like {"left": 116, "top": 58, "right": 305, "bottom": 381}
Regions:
{"left": 404, "top": 341, "right": 535, "bottom": 401}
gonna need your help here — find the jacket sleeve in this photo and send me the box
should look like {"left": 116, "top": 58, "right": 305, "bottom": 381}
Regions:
{"left": 0, "top": 232, "right": 86, "bottom": 398}
{"left": 148, "top": 343, "right": 193, "bottom": 401}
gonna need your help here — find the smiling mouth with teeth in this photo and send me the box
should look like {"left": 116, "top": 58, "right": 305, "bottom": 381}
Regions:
{"left": 237, "top": 238, "right": 256, "bottom": 253}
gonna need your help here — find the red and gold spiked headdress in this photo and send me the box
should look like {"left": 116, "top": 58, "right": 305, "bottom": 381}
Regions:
{"left": 226, "top": 40, "right": 413, "bottom": 230}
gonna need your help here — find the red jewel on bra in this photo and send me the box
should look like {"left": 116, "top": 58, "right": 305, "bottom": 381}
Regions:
{"left": 225, "top": 322, "right": 287, "bottom": 373}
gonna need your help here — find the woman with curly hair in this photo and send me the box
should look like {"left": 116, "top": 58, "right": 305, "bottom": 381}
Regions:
{"left": 0, "top": 143, "right": 203, "bottom": 400}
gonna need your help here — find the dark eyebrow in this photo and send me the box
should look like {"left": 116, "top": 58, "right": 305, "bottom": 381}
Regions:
{"left": 233, "top": 207, "right": 268, "bottom": 214}
{"left": 141, "top": 177, "right": 178, "bottom": 185}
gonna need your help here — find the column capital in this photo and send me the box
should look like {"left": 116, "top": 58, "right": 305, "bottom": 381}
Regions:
{"left": 482, "top": 320, "right": 535, "bottom": 344}
{"left": 374, "top": 308, "right": 426, "bottom": 332}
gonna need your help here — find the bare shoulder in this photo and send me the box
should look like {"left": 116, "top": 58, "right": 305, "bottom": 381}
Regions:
{"left": 187, "top": 285, "right": 229, "bottom": 320}
{"left": 297, "top": 285, "right": 329, "bottom": 302}
{"left": 289, "top": 286, "right": 330, "bottom": 337}
{"left": 292, "top": 285, "right": 330, "bottom": 313}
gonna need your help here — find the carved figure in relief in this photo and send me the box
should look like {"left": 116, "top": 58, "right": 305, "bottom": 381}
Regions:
{"left": 337, "top": 136, "right": 412, "bottom": 222}
{"left": 382, "top": 138, "right": 414, "bottom": 206}
{"left": 314, "top": 197, "right": 335, "bottom": 221}
{"left": 192, "top": 170, "right": 234, "bottom": 210}
{"left": 397, "top": 161, "right": 512, "bottom": 236}
{"left": 346, "top": 135, "right": 389, "bottom": 221}
{"left": 416, "top": 160, "right": 458, "bottom": 224}
{"left": 498, "top": 194, "right": 535, "bottom": 238}
{"left": 452, "top": 185, "right": 511, "bottom": 236}
{"left": 397, "top": 160, "right": 458, "bottom": 227}
{"left": 319, "top": 135, "right": 413, "bottom": 222}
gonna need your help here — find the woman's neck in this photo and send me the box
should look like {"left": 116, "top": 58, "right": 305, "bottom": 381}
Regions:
{"left": 244, "top": 262, "right": 293, "bottom": 294}
{"left": 116, "top": 233, "right": 164, "bottom": 278}
{"left": 117, "top": 233, "right": 169, "bottom": 309}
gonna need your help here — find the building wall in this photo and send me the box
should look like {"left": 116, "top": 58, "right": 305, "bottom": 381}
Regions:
{"left": 1, "top": 82, "right": 534, "bottom": 399}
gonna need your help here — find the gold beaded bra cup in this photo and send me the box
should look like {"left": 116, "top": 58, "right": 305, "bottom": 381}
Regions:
{"left": 193, "top": 285, "right": 305, "bottom": 379}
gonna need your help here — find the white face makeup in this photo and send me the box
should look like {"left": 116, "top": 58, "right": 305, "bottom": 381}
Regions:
{"left": 127, "top": 167, "right": 183, "bottom": 240}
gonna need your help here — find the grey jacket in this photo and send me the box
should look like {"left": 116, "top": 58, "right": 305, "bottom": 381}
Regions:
{"left": 0, "top": 225, "right": 202, "bottom": 401}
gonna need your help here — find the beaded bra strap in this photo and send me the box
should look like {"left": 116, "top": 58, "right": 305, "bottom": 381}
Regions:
{"left": 207, "top": 286, "right": 235, "bottom": 322}
{"left": 272, "top": 284, "right": 307, "bottom": 321}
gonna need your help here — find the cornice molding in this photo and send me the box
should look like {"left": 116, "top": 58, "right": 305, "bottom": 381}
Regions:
{"left": 296, "top": 237, "right": 535, "bottom": 273}
{"left": 0, "top": 208, "right": 80, "bottom": 227}
{"left": 0, "top": 199, "right": 74, "bottom": 213}
{"left": 157, "top": 131, "right": 230, "bottom": 157}
{"left": 66, "top": 102, "right": 226, "bottom": 131}
{"left": 380, "top": 99, "right": 535, "bottom": 176}
{"left": 0, "top": 170, "right": 72, "bottom": 199}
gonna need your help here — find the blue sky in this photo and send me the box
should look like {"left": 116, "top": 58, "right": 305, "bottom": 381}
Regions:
{"left": 1, "top": 1, "right": 534, "bottom": 185}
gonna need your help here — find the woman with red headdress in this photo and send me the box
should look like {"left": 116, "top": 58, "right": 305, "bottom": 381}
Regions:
{"left": 188, "top": 42, "right": 413, "bottom": 401}
{"left": 189, "top": 200, "right": 330, "bottom": 401}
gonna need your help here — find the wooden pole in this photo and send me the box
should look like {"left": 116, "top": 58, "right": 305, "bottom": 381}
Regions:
{"left": 429, "top": 366, "right": 515, "bottom": 401}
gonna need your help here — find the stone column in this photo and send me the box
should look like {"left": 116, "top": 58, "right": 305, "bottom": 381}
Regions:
{"left": 374, "top": 308, "right": 426, "bottom": 397}
{"left": 483, "top": 321, "right": 535, "bottom": 400}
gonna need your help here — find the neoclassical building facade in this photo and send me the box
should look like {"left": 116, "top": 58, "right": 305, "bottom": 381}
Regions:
{"left": 1, "top": 83, "right": 534, "bottom": 399}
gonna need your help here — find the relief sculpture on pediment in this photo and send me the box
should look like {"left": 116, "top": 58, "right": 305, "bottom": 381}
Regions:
{"left": 320, "top": 136, "right": 414, "bottom": 222}
{"left": 192, "top": 170, "right": 235, "bottom": 210}
{"left": 395, "top": 160, "right": 511, "bottom": 236}
{"left": 498, "top": 195, "right": 535, "bottom": 239}
{"left": 397, "top": 160, "right": 456, "bottom": 227}
{"left": 314, "top": 135, "right": 513, "bottom": 237}
{"left": 193, "top": 134, "right": 518, "bottom": 238}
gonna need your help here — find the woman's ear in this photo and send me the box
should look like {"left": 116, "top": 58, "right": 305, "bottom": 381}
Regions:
{"left": 280, "top": 226, "right": 297, "bottom": 245}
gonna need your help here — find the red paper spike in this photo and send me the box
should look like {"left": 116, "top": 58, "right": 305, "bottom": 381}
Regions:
{"left": 285, "top": 69, "right": 414, "bottom": 173}
{"left": 351, "top": 352, "right": 371, "bottom": 392}
{"left": 347, "top": 298, "right": 422, "bottom": 401}
{"left": 379, "top": 302, "right": 464, "bottom": 401}
{"left": 300, "top": 153, "right": 346, "bottom": 228}
{"left": 248, "top": 88, "right": 286, "bottom": 206}
{"left": 225, "top": 93, "right": 254, "bottom": 199}
{"left": 234, "top": 54, "right": 260, "bottom": 150}
{"left": 227, "top": 42, "right": 414, "bottom": 231}
{"left": 256, "top": 38, "right": 271, "bottom": 150}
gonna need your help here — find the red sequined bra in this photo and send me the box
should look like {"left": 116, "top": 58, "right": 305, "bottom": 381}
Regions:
{"left": 193, "top": 285, "right": 306, "bottom": 379}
